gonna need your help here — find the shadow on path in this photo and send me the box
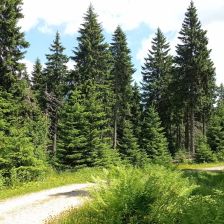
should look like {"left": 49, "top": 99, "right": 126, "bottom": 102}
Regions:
{"left": 49, "top": 190, "right": 89, "bottom": 198}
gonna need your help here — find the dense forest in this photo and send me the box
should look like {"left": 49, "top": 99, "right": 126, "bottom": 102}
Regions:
{"left": 0, "top": 0, "right": 224, "bottom": 186}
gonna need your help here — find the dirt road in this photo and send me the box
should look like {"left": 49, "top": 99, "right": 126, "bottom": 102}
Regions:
{"left": 0, "top": 183, "right": 92, "bottom": 224}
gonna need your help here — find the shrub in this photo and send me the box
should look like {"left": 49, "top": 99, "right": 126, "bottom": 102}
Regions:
{"left": 174, "top": 149, "right": 191, "bottom": 163}
{"left": 195, "top": 136, "right": 216, "bottom": 163}
{"left": 54, "top": 165, "right": 194, "bottom": 224}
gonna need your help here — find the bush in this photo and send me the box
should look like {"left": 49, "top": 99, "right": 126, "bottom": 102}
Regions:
{"left": 54, "top": 165, "right": 194, "bottom": 224}
{"left": 9, "top": 166, "right": 48, "bottom": 186}
{"left": 174, "top": 149, "right": 191, "bottom": 163}
{"left": 195, "top": 136, "right": 216, "bottom": 163}
{"left": 180, "top": 191, "right": 224, "bottom": 224}
{"left": 216, "top": 150, "right": 224, "bottom": 161}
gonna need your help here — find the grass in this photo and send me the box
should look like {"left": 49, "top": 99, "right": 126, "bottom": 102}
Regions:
{"left": 0, "top": 167, "right": 104, "bottom": 200}
{"left": 48, "top": 164, "right": 224, "bottom": 224}
{"left": 176, "top": 161, "right": 224, "bottom": 170}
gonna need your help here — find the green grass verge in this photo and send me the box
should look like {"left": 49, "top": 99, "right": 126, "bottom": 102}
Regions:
{"left": 0, "top": 167, "right": 103, "bottom": 200}
{"left": 176, "top": 162, "right": 224, "bottom": 170}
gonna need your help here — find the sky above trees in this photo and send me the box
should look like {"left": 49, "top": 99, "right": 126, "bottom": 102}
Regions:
{"left": 19, "top": 0, "right": 224, "bottom": 84}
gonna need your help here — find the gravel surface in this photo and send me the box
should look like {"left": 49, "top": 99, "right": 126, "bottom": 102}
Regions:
{"left": 0, "top": 183, "right": 92, "bottom": 224}
{"left": 200, "top": 166, "right": 224, "bottom": 171}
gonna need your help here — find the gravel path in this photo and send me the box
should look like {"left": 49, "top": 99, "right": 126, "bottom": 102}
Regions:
{"left": 0, "top": 183, "right": 92, "bottom": 224}
{"left": 199, "top": 166, "right": 224, "bottom": 171}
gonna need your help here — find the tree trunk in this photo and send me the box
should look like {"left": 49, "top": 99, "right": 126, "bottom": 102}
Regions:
{"left": 53, "top": 132, "right": 57, "bottom": 155}
{"left": 202, "top": 112, "right": 206, "bottom": 136}
{"left": 184, "top": 109, "right": 190, "bottom": 153}
{"left": 113, "top": 105, "right": 118, "bottom": 149}
{"left": 190, "top": 108, "right": 195, "bottom": 155}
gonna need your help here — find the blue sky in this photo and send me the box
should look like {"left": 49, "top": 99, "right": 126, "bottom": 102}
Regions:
{"left": 20, "top": 0, "right": 224, "bottom": 84}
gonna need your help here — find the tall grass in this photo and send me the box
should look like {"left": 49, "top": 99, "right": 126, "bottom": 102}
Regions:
{"left": 49, "top": 165, "right": 194, "bottom": 224}
{"left": 50, "top": 165, "right": 224, "bottom": 224}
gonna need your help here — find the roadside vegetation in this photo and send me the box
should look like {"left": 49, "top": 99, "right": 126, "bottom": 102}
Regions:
{"left": 48, "top": 165, "right": 224, "bottom": 224}
{"left": 0, "top": 168, "right": 103, "bottom": 200}
{"left": 1, "top": 0, "right": 224, "bottom": 223}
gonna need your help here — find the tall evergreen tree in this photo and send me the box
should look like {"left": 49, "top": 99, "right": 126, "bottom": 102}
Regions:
{"left": 43, "top": 31, "right": 69, "bottom": 154}
{"left": 207, "top": 84, "right": 224, "bottom": 153}
{"left": 110, "top": 26, "right": 135, "bottom": 150}
{"left": 71, "top": 5, "right": 112, "bottom": 142}
{"left": 31, "top": 58, "right": 45, "bottom": 108}
{"left": 130, "top": 82, "right": 142, "bottom": 143}
{"left": 141, "top": 28, "right": 173, "bottom": 110}
{"left": 141, "top": 28, "right": 174, "bottom": 154}
{"left": 141, "top": 106, "right": 171, "bottom": 164}
{"left": 71, "top": 5, "right": 112, "bottom": 93}
{"left": 70, "top": 5, "right": 112, "bottom": 153}
{"left": 57, "top": 87, "right": 117, "bottom": 168}
{"left": 175, "top": 1, "right": 215, "bottom": 154}
{"left": 0, "top": 0, "right": 29, "bottom": 90}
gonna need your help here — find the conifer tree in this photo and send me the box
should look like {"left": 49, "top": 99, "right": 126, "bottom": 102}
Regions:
{"left": 43, "top": 31, "right": 69, "bottom": 154}
{"left": 57, "top": 90, "right": 88, "bottom": 168}
{"left": 110, "top": 26, "right": 135, "bottom": 149}
{"left": 130, "top": 82, "right": 142, "bottom": 143}
{"left": 175, "top": 1, "right": 215, "bottom": 154}
{"left": 141, "top": 28, "right": 174, "bottom": 153}
{"left": 0, "top": 88, "right": 48, "bottom": 184}
{"left": 70, "top": 5, "right": 112, "bottom": 156}
{"left": 207, "top": 87, "right": 224, "bottom": 153}
{"left": 0, "top": 0, "right": 48, "bottom": 184}
{"left": 141, "top": 28, "right": 173, "bottom": 110}
{"left": 0, "top": 0, "right": 29, "bottom": 90}
{"left": 57, "top": 87, "right": 116, "bottom": 168}
{"left": 71, "top": 5, "right": 112, "bottom": 97}
{"left": 119, "top": 120, "right": 148, "bottom": 166}
{"left": 31, "top": 58, "right": 45, "bottom": 108}
{"left": 141, "top": 106, "right": 171, "bottom": 164}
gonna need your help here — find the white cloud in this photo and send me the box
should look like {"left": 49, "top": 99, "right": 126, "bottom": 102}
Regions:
{"left": 37, "top": 24, "right": 54, "bottom": 34}
{"left": 21, "top": 59, "right": 34, "bottom": 76}
{"left": 20, "top": 0, "right": 224, "bottom": 84}
{"left": 66, "top": 60, "right": 75, "bottom": 70}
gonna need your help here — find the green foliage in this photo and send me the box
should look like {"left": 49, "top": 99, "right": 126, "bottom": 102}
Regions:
{"left": 0, "top": 88, "right": 49, "bottom": 186}
{"left": 119, "top": 120, "right": 148, "bottom": 166}
{"left": 44, "top": 31, "right": 69, "bottom": 98}
{"left": 195, "top": 135, "right": 216, "bottom": 163}
{"left": 141, "top": 28, "right": 172, "bottom": 109}
{"left": 130, "top": 83, "right": 142, "bottom": 144}
{"left": 57, "top": 88, "right": 118, "bottom": 168}
{"left": 174, "top": 1, "right": 215, "bottom": 154}
{"left": 174, "top": 149, "right": 191, "bottom": 164}
{"left": 141, "top": 106, "right": 171, "bottom": 164}
{"left": 0, "top": 0, "right": 29, "bottom": 90}
{"left": 207, "top": 99, "right": 224, "bottom": 153}
{"left": 51, "top": 165, "right": 193, "bottom": 224}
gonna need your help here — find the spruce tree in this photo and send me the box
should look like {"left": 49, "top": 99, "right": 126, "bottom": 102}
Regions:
{"left": 141, "top": 106, "right": 171, "bottom": 164}
{"left": 207, "top": 93, "right": 224, "bottom": 153}
{"left": 31, "top": 58, "right": 45, "bottom": 108}
{"left": 0, "top": 0, "right": 29, "bottom": 90}
{"left": 71, "top": 5, "right": 112, "bottom": 97}
{"left": 57, "top": 87, "right": 116, "bottom": 168}
{"left": 119, "top": 120, "right": 148, "bottom": 166}
{"left": 71, "top": 4, "right": 112, "bottom": 139}
{"left": 43, "top": 31, "right": 69, "bottom": 154}
{"left": 141, "top": 28, "right": 173, "bottom": 110}
{"left": 130, "top": 82, "right": 142, "bottom": 143}
{"left": 110, "top": 26, "right": 135, "bottom": 150}
{"left": 0, "top": 88, "right": 48, "bottom": 184}
{"left": 57, "top": 90, "right": 88, "bottom": 168}
{"left": 175, "top": 1, "right": 215, "bottom": 154}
